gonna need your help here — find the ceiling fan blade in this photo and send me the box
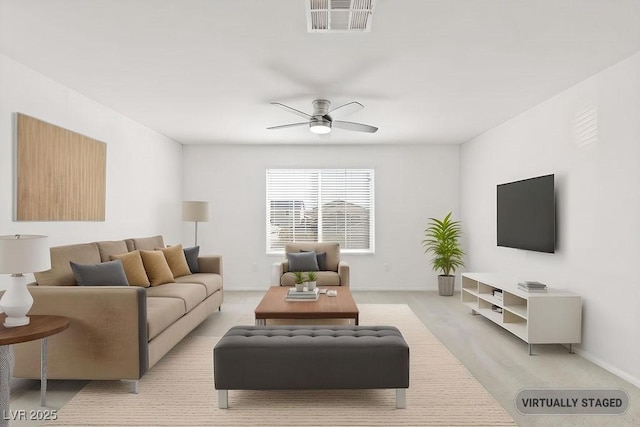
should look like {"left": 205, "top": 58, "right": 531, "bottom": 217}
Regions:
{"left": 332, "top": 120, "right": 378, "bottom": 133}
{"left": 271, "top": 102, "right": 312, "bottom": 119}
{"left": 327, "top": 101, "right": 364, "bottom": 118}
{"left": 267, "top": 122, "right": 308, "bottom": 130}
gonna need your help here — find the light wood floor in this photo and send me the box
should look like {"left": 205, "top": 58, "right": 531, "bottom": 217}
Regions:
{"left": 9, "top": 290, "right": 640, "bottom": 426}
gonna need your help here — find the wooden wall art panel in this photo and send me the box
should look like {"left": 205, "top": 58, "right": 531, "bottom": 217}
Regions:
{"left": 16, "top": 113, "right": 106, "bottom": 221}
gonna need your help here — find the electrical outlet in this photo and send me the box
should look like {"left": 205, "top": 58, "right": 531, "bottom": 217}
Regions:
{"left": 384, "top": 263, "right": 390, "bottom": 272}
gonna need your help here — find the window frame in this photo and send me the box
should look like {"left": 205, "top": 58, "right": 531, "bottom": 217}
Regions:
{"left": 266, "top": 168, "right": 375, "bottom": 255}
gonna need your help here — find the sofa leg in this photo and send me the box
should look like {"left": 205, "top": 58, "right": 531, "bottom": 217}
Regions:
{"left": 396, "top": 388, "right": 406, "bottom": 409}
{"left": 122, "top": 380, "right": 139, "bottom": 394}
{"left": 218, "top": 390, "right": 228, "bottom": 409}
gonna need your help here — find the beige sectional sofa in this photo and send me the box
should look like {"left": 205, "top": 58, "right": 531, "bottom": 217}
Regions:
{"left": 13, "top": 235, "right": 223, "bottom": 387}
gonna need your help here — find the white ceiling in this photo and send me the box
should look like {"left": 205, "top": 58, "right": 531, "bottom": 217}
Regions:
{"left": 1, "top": 0, "right": 640, "bottom": 145}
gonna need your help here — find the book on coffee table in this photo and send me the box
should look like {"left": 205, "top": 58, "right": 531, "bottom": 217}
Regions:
{"left": 285, "top": 287, "right": 320, "bottom": 301}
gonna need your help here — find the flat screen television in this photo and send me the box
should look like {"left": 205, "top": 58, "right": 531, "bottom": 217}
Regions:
{"left": 497, "top": 174, "right": 555, "bottom": 253}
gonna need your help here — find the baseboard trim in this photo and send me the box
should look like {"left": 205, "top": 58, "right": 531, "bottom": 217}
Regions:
{"left": 573, "top": 347, "right": 640, "bottom": 389}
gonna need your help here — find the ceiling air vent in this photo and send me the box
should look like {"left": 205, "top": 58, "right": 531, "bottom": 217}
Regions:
{"left": 307, "top": 0, "right": 376, "bottom": 32}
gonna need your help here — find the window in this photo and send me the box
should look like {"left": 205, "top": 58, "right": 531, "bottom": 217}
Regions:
{"left": 266, "top": 169, "right": 374, "bottom": 254}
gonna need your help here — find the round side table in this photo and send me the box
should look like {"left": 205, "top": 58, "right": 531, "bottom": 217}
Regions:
{"left": 0, "top": 314, "right": 70, "bottom": 409}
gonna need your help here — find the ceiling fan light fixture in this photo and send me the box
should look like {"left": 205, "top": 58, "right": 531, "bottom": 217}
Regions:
{"left": 309, "top": 115, "right": 331, "bottom": 135}
{"left": 268, "top": 99, "right": 376, "bottom": 134}
{"left": 310, "top": 122, "right": 331, "bottom": 134}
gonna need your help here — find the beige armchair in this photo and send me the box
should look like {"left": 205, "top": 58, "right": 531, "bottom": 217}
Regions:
{"left": 271, "top": 242, "right": 349, "bottom": 287}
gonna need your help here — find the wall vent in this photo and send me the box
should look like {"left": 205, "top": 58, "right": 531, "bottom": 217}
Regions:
{"left": 307, "top": 0, "right": 376, "bottom": 32}
{"left": 574, "top": 106, "right": 598, "bottom": 147}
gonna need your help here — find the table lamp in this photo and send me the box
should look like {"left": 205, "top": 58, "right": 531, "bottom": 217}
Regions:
{"left": 0, "top": 234, "right": 50, "bottom": 327}
{"left": 182, "top": 201, "right": 209, "bottom": 246}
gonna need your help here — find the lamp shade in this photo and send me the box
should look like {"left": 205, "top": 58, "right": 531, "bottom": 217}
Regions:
{"left": 0, "top": 234, "right": 51, "bottom": 274}
{"left": 182, "top": 201, "right": 209, "bottom": 222}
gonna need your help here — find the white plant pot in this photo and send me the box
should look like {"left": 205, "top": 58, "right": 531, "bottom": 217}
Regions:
{"left": 307, "top": 281, "right": 317, "bottom": 291}
{"left": 295, "top": 283, "right": 304, "bottom": 292}
{"left": 438, "top": 275, "right": 455, "bottom": 296}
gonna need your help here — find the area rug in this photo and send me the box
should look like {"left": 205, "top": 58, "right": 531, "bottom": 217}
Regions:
{"left": 47, "top": 304, "right": 515, "bottom": 426}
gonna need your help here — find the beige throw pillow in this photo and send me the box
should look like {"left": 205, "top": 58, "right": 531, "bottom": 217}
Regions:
{"left": 140, "top": 250, "right": 174, "bottom": 286}
{"left": 110, "top": 250, "right": 150, "bottom": 288}
{"left": 157, "top": 244, "right": 191, "bottom": 278}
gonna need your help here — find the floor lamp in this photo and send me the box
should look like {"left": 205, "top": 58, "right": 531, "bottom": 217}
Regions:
{"left": 0, "top": 234, "right": 51, "bottom": 327}
{"left": 182, "top": 201, "right": 209, "bottom": 246}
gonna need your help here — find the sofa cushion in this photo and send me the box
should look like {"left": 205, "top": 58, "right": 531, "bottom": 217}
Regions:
{"left": 174, "top": 273, "right": 222, "bottom": 296}
{"left": 140, "top": 250, "right": 174, "bottom": 286}
{"left": 146, "top": 296, "right": 186, "bottom": 341}
{"left": 96, "top": 240, "right": 129, "bottom": 262}
{"left": 110, "top": 250, "right": 150, "bottom": 288}
{"left": 35, "top": 243, "right": 102, "bottom": 286}
{"left": 286, "top": 252, "right": 319, "bottom": 272}
{"left": 125, "top": 235, "right": 165, "bottom": 251}
{"left": 281, "top": 270, "right": 341, "bottom": 287}
{"left": 70, "top": 260, "right": 129, "bottom": 286}
{"left": 183, "top": 246, "right": 200, "bottom": 273}
{"left": 158, "top": 245, "right": 191, "bottom": 278}
{"left": 145, "top": 283, "right": 207, "bottom": 312}
{"left": 285, "top": 242, "right": 340, "bottom": 272}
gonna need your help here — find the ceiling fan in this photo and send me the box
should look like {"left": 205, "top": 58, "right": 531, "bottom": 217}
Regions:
{"left": 267, "top": 99, "right": 378, "bottom": 134}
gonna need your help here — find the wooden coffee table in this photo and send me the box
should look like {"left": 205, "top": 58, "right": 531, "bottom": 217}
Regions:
{"left": 254, "top": 286, "right": 359, "bottom": 326}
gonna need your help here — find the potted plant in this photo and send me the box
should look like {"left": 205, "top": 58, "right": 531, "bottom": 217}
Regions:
{"left": 293, "top": 271, "right": 306, "bottom": 292}
{"left": 422, "top": 212, "right": 465, "bottom": 296}
{"left": 306, "top": 271, "right": 318, "bottom": 291}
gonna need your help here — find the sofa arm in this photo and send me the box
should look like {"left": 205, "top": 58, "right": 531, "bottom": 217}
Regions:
{"left": 271, "top": 262, "right": 284, "bottom": 286}
{"left": 12, "top": 286, "right": 148, "bottom": 381}
{"left": 338, "top": 261, "right": 350, "bottom": 287}
{"left": 198, "top": 254, "right": 222, "bottom": 276}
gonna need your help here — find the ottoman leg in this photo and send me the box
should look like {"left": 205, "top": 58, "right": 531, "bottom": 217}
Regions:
{"left": 218, "top": 390, "right": 228, "bottom": 409}
{"left": 396, "top": 388, "right": 407, "bottom": 409}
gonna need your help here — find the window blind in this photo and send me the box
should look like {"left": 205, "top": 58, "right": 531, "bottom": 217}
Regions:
{"left": 266, "top": 169, "right": 374, "bottom": 253}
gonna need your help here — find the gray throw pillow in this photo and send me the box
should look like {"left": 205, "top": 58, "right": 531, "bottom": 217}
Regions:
{"left": 287, "top": 251, "right": 319, "bottom": 272}
{"left": 70, "top": 260, "right": 130, "bottom": 286}
{"left": 301, "top": 250, "right": 327, "bottom": 270}
{"left": 183, "top": 246, "right": 200, "bottom": 273}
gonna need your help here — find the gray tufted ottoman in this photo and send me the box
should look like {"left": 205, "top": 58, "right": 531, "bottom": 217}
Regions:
{"left": 214, "top": 325, "right": 410, "bottom": 409}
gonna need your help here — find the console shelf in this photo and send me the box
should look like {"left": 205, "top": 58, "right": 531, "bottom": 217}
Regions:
{"left": 461, "top": 273, "right": 582, "bottom": 355}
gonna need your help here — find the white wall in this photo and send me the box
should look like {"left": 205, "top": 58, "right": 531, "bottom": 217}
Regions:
{"left": 183, "top": 144, "right": 460, "bottom": 291}
{"left": 461, "top": 51, "right": 640, "bottom": 386}
{"left": 0, "top": 53, "right": 184, "bottom": 287}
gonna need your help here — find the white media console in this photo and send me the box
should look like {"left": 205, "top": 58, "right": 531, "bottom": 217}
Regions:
{"left": 461, "top": 273, "right": 582, "bottom": 355}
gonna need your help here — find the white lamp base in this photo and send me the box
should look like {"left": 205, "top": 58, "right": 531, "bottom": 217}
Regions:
{"left": 0, "top": 274, "right": 33, "bottom": 328}
{"left": 3, "top": 316, "right": 30, "bottom": 328}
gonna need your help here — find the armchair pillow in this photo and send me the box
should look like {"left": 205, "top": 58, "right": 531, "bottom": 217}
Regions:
{"left": 301, "top": 250, "right": 327, "bottom": 270}
{"left": 286, "top": 252, "right": 319, "bottom": 272}
{"left": 70, "top": 260, "right": 129, "bottom": 286}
